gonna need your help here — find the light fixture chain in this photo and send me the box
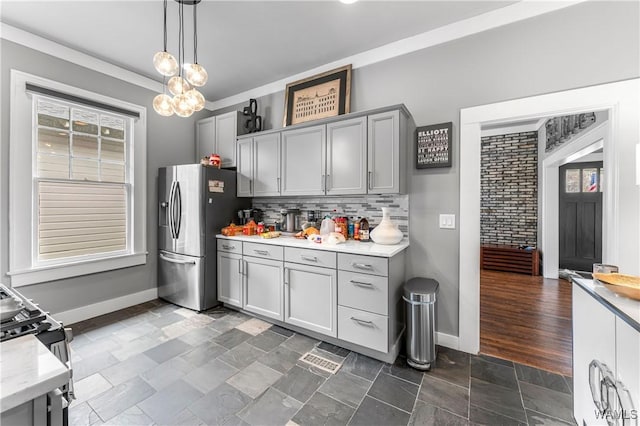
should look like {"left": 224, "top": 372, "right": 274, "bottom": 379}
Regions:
{"left": 162, "top": 0, "right": 168, "bottom": 52}
{"left": 193, "top": 2, "right": 198, "bottom": 64}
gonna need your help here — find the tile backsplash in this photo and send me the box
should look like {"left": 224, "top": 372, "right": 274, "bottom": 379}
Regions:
{"left": 252, "top": 194, "right": 409, "bottom": 237}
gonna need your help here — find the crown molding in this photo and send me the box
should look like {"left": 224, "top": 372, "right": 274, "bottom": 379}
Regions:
{"left": 0, "top": 23, "right": 163, "bottom": 94}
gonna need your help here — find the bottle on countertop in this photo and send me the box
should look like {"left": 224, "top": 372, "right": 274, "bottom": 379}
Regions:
{"left": 348, "top": 217, "right": 355, "bottom": 239}
{"left": 354, "top": 217, "right": 361, "bottom": 240}
{"left": 358, "top": 217, "right": 370, "bottom": 242}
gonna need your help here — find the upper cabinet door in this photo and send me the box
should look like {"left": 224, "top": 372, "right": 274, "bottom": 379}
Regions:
{"left": 326, "top": 117, "right": 367, "bottom": 195}
{"left": 368, "top": 110, "right": 400, "bottom": 194}
{"left": 195, "top": 117, "right": 215, "bottom": 162}
{"left": 236, "top": 138, "right": 253, "bottom": 197}
{"left": 281, "top": 125, "right": 326, "bottom": 196}
{"left": 253, "top": 133, "right": 281, "bottom": 197}
{"left": 216, "top": 111, "right": 239, "bottom": 168}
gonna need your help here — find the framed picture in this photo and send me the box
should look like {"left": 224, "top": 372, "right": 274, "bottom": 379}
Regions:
{"left": 416, "top": 122, "right": 453, "bottom": 168}
{"left": 283, "top": 64, "right": 352, "bottom": 127}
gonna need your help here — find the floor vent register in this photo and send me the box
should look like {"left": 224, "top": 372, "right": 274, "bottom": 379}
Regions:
{"left": 299, "top": 352, "right": 343, "bottom": 374}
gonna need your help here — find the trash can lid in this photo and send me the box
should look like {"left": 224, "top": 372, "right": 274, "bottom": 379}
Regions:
{"left": 404, "top": 277, "right": 439, "bottom": 303}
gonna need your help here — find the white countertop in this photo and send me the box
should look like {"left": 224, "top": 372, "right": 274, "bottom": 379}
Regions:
{"left": 0, "top": 334, "right": 70, "bottom": 412}
{"left": 217, "top": 234, "right": 410, "bottom": 257}
{"left": 572, "top": 277, "right": 640, "bottom": 332}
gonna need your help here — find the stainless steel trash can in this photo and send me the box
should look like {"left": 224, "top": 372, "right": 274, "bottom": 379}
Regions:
{"left": 403, "top": 277, "right": 439, "bottom": 370}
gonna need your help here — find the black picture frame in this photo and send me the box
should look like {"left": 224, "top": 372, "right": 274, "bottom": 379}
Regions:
{"left": 416, "top": 122, "right": 453, "bottom": 168}
{"left": 283, "top": 65, "right": 352, "bottom": 127}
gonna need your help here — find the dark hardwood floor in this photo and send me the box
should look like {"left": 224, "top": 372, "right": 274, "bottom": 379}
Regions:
{"left": 480, "top": 269, "right": 573, "bottom": 376}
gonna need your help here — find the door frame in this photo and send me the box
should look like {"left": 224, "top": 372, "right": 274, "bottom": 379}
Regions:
{"left": 458, "top": 78, "right": 639, "bottom": 354}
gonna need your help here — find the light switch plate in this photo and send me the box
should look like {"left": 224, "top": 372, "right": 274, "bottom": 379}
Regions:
{"left": 439, "top": 214, "right": 456, "bottom": 229}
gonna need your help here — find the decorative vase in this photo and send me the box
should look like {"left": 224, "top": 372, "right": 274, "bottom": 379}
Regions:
{"left": 370, "top": 207, "right": 403, "bottom": 245}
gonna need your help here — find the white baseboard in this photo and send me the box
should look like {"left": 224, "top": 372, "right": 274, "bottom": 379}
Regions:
{"left": 436, "top": 332, "right": 460, "bottom": 350}
{"left": 54, "top": 287, "right": 158, "bottom": 325}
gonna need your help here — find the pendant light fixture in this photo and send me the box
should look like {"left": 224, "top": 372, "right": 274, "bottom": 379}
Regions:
{"left": 153, "top": 0, "right": 207, "bottom": 118}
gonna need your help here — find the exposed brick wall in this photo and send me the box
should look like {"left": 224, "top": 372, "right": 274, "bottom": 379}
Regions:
{"left": 481, "top": 132, "right": 538, "bottom": 247}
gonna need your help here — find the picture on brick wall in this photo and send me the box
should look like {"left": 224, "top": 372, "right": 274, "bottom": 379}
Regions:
{"left": 416, "top": 122, "right": 452, "bottom": 168}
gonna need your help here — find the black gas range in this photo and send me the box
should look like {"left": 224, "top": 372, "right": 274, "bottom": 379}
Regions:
{"left": 0, "top": 283, "right": 74, "bottom": 424}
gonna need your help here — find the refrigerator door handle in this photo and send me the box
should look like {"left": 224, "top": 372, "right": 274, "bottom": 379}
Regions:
{"left": 167, "top": 181, "right": 176, "bottom": 239}
{"left": 174, "top": 181, "right": 182, "bottom": 239}
{"left": 159, "top": 253, "right": 196, "bottom": 265}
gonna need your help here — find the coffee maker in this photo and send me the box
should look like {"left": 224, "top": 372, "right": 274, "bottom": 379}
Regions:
{"left": 280, "top": 209, "right": 300, "bottom": 232}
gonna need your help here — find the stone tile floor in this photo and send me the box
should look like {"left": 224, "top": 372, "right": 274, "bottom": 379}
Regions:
{"left": 68, "top": 299, "right": 574, "bottom": 425}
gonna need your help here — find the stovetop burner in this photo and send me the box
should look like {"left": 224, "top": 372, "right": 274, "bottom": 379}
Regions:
{"left": 0, "top": 284, "right": 60, "bottom": 342}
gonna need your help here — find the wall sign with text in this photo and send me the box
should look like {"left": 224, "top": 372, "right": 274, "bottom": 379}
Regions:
{"left": 416, "top": 122, "right": 453, "bottom": 168}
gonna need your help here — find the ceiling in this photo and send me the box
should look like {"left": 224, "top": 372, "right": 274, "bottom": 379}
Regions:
{"left": 1, "top": 1, "right": 516, "bottom": 102}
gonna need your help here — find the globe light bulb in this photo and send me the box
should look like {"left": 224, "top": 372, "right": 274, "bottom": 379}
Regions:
{"left": 172, "top": 94, "right": 194, "bottom": 117}
{"left": 153, "top": 51, "right": 178, "bottom": 77}
{"left": 167, "top": 76, "right": 191, "bottom": 96}
{"left": 153, "top": 93, "right": 174, "bottom": 116}
{"left": 186, "top": 89, "right": 205, "bottom": 112}
{"left": 185, "top": 63, "right": 208, "bottom": 87}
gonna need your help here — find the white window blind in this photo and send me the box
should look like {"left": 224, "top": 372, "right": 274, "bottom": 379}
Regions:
{"left": 38, "top": 182, "right": 127, "bottom": 260}
{"left": 35, "top": 97, "right": 130, "bottom": 263}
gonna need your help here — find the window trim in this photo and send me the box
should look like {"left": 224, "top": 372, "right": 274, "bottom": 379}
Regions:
{"left": 8, "top": 70, "right": 147, "bottom": 287}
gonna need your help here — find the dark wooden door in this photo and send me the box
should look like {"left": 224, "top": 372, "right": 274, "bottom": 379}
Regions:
{"left": 559, "top": 161, "right": 603, "bottom": 272}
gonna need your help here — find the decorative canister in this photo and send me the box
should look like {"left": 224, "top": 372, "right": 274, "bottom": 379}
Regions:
{"left": 370, "top": 207, "right": 403, "bottom": 245}
{"left": 209, "top": 154, "right": 221, "bottom": 168}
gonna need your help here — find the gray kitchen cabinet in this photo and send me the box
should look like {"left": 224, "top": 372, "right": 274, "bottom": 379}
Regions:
{"left": 243, "top": 255, "right": 284, "bottom": 321}
{"left": 236, "top": 138, "right": 253, "bottom": 197}
{"left": 216, "top": 111, "right": 243, "bottom": 168}
{"left": 195, "top": 116, "right": 215, "bottom": 162}
{"left": 284, "top": 262, "right": 337, "bottom": 338}
{"left": 281, "top": 125, "right": 326, "bottom": 196}
{"left": 195, "top": 111, "right": 246, "bottom": 167}
{"left": 217, "top": 251, "right": 243, "bottom": 308}
{"left": 253, "top": 133, "right": 281, "bottom": 196}
{"left": 368, "top": 109, "right": 406, "bottom": 194}
{"left": 216, "top": 236, "right": 408, "bottom": 363}
{"left": 326, "top": 116, "right": 367, "bottom": 195}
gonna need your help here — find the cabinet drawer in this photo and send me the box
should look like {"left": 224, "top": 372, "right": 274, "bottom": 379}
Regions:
{"left": 285, "top": 247, "right": 337, "bottom": 269}
{"left": 217, "top": 239, "right": 242, "bottom": 254}
{"left": 338, "top": 253, "right": 388, "bottom": 276}
{"left": 243, "top": 242, "right": 284, "bottom": 260}
{"left": 338, "top": 271, "right": 388, "bottom": 315}
{"left": 338, "top": 306, "right": 388, "bottom": 353}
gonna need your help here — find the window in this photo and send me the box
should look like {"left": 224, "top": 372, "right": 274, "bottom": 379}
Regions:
{"left": 9, "top": 70, "right": 147, "bottom": 287}
{"left": 35, "top": 98, "right": 129, "bottom": 261}
{"left": 564, "top": 165, "right": 603, "bottom": 193}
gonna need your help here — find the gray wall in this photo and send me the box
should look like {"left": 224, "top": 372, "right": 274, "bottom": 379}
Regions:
{"left": 213, "top": 1, "right": 640, "bottom": 336}
{"left": 0, "top": 39, "right": 207, "bottom": 315}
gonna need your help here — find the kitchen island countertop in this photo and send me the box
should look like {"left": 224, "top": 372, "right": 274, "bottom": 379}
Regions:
{"left": 217, "top": 234, "right": 409, "bottom": 257}
{"left": 571, "top": 276, "right": 640, "bottom": 332}
{"left": 0, "top": 334, "right": 70, "bottom": 412}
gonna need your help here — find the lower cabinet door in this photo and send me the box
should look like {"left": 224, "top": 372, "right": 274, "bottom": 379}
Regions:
{"left": 284, "top": 262, "right": 337, "bottom": 338}
{"left": 217, "top": 252, "right": 243, "bottom": 308}
{"left": 615, "top": 317, "right": 639, "bottom": 424}
{"left": 572, "top": 283, "right": 617, "bottom": 426}
{"left": 243, "top": 256, "right": 284, "bottom": 321}
{"left": 338, "top": 305, "right": 388, "bottom": 353}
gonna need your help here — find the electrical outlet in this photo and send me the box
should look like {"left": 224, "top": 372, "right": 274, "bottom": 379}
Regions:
{"left": 439, "top": 214, "right": 456, "bottom": 229}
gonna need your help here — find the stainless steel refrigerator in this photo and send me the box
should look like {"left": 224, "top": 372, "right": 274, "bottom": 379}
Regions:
{"left": 158, "top": 164, "right": 249, "bottom": 311}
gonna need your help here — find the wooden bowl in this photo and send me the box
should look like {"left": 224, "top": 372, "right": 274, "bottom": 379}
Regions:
{"left": 593, "top": 272, "right": 640, "bottom": 301}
